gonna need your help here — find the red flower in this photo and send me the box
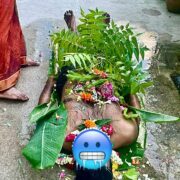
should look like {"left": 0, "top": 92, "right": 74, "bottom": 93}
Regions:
{"left": 101, "top": 124, "right": 114, "bottom": 136}
{"left": 65, "top": 134, "right": 76, "bottom": 142}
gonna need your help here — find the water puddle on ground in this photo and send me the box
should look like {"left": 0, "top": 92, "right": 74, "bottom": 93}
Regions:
{"left": 144, "top": 42, "right": 180, "bottom": 179}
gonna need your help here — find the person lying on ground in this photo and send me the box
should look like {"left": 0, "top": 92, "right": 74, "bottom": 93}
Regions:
{"left": 38, "top": 10, "right": 141, "bottom": 152}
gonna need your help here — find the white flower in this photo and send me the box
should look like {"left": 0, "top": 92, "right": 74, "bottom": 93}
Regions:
{"left": 111, "top": 150, "right": 123, "bottom": 165}
{"left": 71, "top": 130, "right": 80, "bottom": 135}
{"left": 77, "top": 95, "right": 81, "bottom": 101}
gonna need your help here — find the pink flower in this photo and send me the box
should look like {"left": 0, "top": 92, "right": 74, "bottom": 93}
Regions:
{"left": 99, "top": 82, "right": 119, "bottom": 102}
{"left": 65, "top": 134, "right": 76, "bottom": 142}
{"left": 107, "top": 96, "right": 119, "bottom": 102}
{"left": 101, "top": 124, "right": 114, "bottom": 136}
{"left": 99, "top": 82, "right": 113, "bottom": 99}
{"left": 120, "top": 105, "right": 125, "bottom": 111}
{"left": 58, "top": 170, "right": 66, "bottom": 179}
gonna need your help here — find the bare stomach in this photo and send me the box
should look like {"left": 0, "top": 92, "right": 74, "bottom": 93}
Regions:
{"left": 62, "top": 95, "right": 139, "bottom": 151}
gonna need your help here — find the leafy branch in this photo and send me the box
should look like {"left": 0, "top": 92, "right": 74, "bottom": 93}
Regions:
{"left": 50, "top": 8, "right": 151, "bottom": 96}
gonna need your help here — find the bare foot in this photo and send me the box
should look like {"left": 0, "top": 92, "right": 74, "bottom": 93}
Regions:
{"left": 64, "top": 10, "right": 77, "bottom": 32}
{"left": 103, "top": 13, "right": 110, "bottom": 25}
{"left": 38, "top": 76, "right": 55, "bottom": 105}
{"left": 22, "top": 57, "right": 40, "bottom": 67}
{"left": 0, "top": 87, "right": 29, "bottom": 101}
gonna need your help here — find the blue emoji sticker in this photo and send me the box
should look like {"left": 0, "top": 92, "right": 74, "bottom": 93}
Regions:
{"left": 72, "top": 129, "right": 112, "bottom": 170}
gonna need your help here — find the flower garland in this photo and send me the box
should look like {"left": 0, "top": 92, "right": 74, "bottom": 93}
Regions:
{"left": 57, "top": 114, "right": 142, "bottom": 179}
{"left": 59, "top": 68, "right": 141, "bottom": 179}
{"left": 67, "top": 68, "right": 138, "bottom": 120}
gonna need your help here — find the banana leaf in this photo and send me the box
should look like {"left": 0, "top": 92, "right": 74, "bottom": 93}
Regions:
{"left": 22, "top": 104, "right": 67, "bottom": 169}
{"left": 129, "top": 106, "right": 180, "bottom": 123}
{"left": 123, "top": 168, "right": 139, "bottom": 180}
{"left": 29, "top": 103, "right": 58, "bottom": 124}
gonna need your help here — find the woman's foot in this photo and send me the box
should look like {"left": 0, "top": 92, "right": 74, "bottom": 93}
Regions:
{"left": 0, "top": 87, "right": 29, "bottom": 101}
{"left": 22, "top": 57, "right": 40, "bottom": 67}
{"left": 64, "top": 10, "right": 77, "bottom": 32}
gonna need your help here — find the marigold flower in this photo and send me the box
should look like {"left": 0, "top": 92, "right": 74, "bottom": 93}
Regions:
{"left": 84, "top": 119, "right": 96, "bottom": 128}
{"left": 80, "top": 92, "right": 93, "bottom": 102}
{"left": 92, "top": 68, "right": 108, "bottom": 78}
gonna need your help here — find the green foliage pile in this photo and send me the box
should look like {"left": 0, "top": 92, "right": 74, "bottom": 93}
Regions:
{"left": 50, "top": 9, "right": 151, "bottom": 98}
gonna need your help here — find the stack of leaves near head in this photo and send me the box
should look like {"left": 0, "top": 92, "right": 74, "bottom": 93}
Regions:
{"left": 50, "top": 8, "right": 152, "bottom": 100}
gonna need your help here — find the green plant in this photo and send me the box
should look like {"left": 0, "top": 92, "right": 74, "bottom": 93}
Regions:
{"left": 50, "top": 8, "right": 150, "bottom": 98}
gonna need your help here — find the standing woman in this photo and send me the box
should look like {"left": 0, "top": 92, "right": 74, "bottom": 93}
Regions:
{"left": 0, "top": 0, "right": 39, "bottom": 101}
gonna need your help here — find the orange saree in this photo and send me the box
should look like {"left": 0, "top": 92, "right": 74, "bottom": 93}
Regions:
{"left": 0, "top": 0, "right": 26, "bottom": 91}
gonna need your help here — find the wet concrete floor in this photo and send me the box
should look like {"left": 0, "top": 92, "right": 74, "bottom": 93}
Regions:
{"left": 0, "top": 0, "right": 180, "bottom": 179}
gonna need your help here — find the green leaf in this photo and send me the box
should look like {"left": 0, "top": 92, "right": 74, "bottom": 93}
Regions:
{"left": 129, "top": 107, "right": 180, "bottom": 123}
{"left": 74, "top": 54, "right": 82, "bottom": 68}
{"left": 86, "top": 79, "right": 107, "bottom": 88}
{"left": 132, "top": 36, "right": 138, "bottom": 48}
{"left": 130, "top": 81, "right": 139, "bottom": 94}
{"left": 140, "top": 47, "right": 145, "bottom": 60}
{"left": 123, "top": 168, "right": 139, "bottom": 180}
{"left": 67, "top": 71, "right": 95, "bottom": 82}
{"left": 68, "top": 55, "right": 76, "bottom": 68}
{"left": 29, "top": 103, "right": 58, "bottom": 124}
{"left": 78, "top": 119, "right": 111, "bottom": 131}
{"left": 123, "top": 108, "right": 139, "bottom": 119}
{"left": 96, "top": 119, "right": 111, "bottom": 127}
{"left": 48, "top": 103, "right": 68, "bottom": 125}
{"left": 22, "top": 105, "right": 67, "bottom": 169}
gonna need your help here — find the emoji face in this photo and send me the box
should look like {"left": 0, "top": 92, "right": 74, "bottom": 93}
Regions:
{"left": 73, "top": 129, "right": 112, "bottom": 170}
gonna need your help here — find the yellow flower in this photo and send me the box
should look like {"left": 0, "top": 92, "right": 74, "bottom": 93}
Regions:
{"left": 84, "top": 120, "right": 96, "bottom": 128}
{"left": 112, "top": 162, "right": 119, "bottom": 171}
{"left": 113, "top": 171, "right": 122, "bottom": 179}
